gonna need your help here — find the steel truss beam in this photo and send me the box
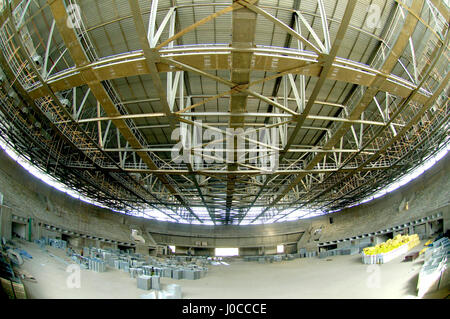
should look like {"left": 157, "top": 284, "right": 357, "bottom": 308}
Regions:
{"left": 26, "top": 46, "right": 431, "bottom": 105}
{"left": 0, "top": 0, "right": 447, "bottom": 224}
{"left": 128, "top": 0, "right": 203, "bottom": 223}
{"left": 251, "top": 0, "right": 431, "bottom": 223}
{"left": 47, "top": 0, "right": 197, "bottom": 222}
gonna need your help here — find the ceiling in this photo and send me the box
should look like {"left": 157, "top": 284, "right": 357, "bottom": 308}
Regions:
{"left": 0, "top": 0, "right": 448, "bottom": 225}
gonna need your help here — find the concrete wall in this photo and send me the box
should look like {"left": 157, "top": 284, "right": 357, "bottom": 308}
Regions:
{"left": 239, "top": 247, "right": 260, "bottom": 256}
{"left": 0, "top": 149, "right": 144, "bottom": 247}
{"left": 0, "top": 147, "right": 449, "bottom": 255}
{"left": 0, "top": 149, "right": 304, "bottom": 250}
{"left": 297, "top": 152, "right": 450, "bottom": 252}
{"left": 148, "top": 227, "right": 304, "bottom": 249}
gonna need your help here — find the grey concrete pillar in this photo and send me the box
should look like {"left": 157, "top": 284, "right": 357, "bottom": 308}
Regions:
{"left": 0, "top": 192, "right": 3, "bottom": 239}
{"left": 0, "top": 206, "right": 12, "bottom": 240}
{"left": 35, "top": 223, "right": 41, "bottom": 239}
{"left": 443, "top": 206, "right": 450, "bottom": 233}
{"left": 425, "top": 222, "right": 431, "bottom": 238}
{"left": 136, "top": 243, "right": 149, "bottom": 256}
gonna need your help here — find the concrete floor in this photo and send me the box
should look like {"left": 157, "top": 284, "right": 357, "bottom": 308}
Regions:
{"left": 11, "top": 240, "right": 442, "bottom": 299}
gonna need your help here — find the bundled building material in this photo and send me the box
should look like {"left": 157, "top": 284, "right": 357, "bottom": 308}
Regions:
{"left": 273, "top": 255, "right": 283, "bottom": 262}
{"left": 88, "top": 258, "right": 106, "bottom": 272}
{"left": 46, "top": 238, "right": 67, "bottom": 250}
{"left": 403, "top": 251, "right": 420, "bottom": 262}
{"left": 172, "top": 269, "right": 183, "bottom": 280}
{"left": 142, "top": 265, "right": 152, "bottom": 275}
{"left": 319, "top": 247, "right": 359, "bottom": 258}
{"left": 152, "top": 267, "right": 162, "bottom": 276}
{"left": 417, "top": 237, "right": 449, "bottom": 297}
{"left": 243, "top": 256, "right": 259, "bottom": 262}
{"left": 162, "top": 267, "right": 172, "bottom": 278}
{"left": 132, "top": 260, "right": 145, "bottom": 267}
{"left": 341, "top": 247, "right": 360, "bottom": 255}
{"left": 362, "top": 234, "right": 420, "bottom": 264}
{"left": 286, "top": 254, "right": 296, "bottom": 260}
{"left": 105, "top": 254, "right": 117, "bottom": 267}
{"left": 0, "top": 253, "right": 26, "bottom": 298}
{"left": 176, "top": 256, "right": 192, "bottom": 262}
{"left": 183, "top": 269, "right": 194, "bottom": 280}
{"left": 0, "top": 277, "right": 26, "bottom": 299}
{"left": 304, "top": 251, "right": 317, "bottom": 258}
{"left": 34, "top": 239, "right": 46, "bottom": 249}
{"left": 183, "top": 269, "right": 201, "bottom": 280}
{"left": 70, "top": 254, "right": 89, "bottom": 269}
{"left": 68, "top": 247, "right": 208, "bottom": 284}
{"left": 137, "top": 275, "right": 152, "bottom": 290}
{"left": 129, "top": 268, "right": 144, "bottom": 278}
{"left": 113, "top": 259, "right": 130, "bottom": 271}
{"left": 245, "top": 254, "right": 294, "bottom": 263}
{"left": 151, "top": 275, "right": 161, "bottom": 290}
{"left": 258, "top": 257, "right": 266, "bottom": 264}
{"left": 6, "top": 249, "right": 23, "bottom": 266}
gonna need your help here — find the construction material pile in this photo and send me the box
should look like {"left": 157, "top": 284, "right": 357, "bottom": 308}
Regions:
{"left": 362, "top": 234, "right": 420, "bottom": 264}
{"left": 417, "top": 236, "right": 449, "bottom": 297}
{"left": 244, "top": 251, "right": 316, "bottom": 263}
{"left": 244, "top": 255, "right": 286, "bottom": 263}
{"left": 84, "top": 247, "right": 208, "bottom": 280}
{"left": 319, "top": 247, "right": 359, "bottom": 258}
{"left": 34, "top": 238, "right": 67, "bottom": 250}
{"left": 88, "top": 258, "right": 106, "bottom": 272}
